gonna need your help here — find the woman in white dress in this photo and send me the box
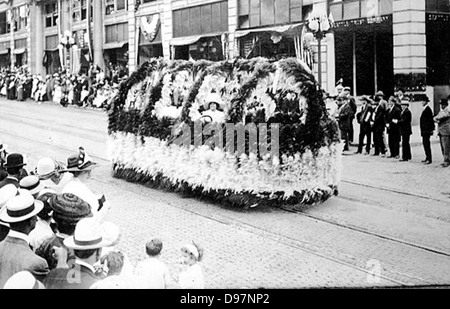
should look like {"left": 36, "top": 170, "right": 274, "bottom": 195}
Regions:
{"left": 53, "top": 80, "right": 62, "bottom": 105}
{"left": 201, "top": 93, "right": 226, "bottom": 124}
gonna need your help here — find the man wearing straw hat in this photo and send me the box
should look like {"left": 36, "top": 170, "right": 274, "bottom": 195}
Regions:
{"left": 44, "top": 217, "right": 110, "bottom": 289}
{"left": 0, "top": 191, "right": 50, "bottom": 288}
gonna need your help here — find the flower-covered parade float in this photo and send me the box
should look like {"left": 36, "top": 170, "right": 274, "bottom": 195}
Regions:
{"left": 107, "top": 57, "right": 342, "bottom": 209}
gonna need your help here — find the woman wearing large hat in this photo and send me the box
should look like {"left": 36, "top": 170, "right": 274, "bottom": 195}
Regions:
{"left": 62, "top": 147, "right": 110, "bottom": 222}
{"left": 200, "top": 93, "right": 226, "bottom": 124}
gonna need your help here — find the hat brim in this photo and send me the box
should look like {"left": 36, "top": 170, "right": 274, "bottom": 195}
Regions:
{"left": 63, "top": 235, "right": 110, "bottom": 250}
{"left": 4, "top": 163, "right": 26, "bottom": 169}
{"left": 203, "top": 101, "right": 225, "bottom": 110}
{"left": 0, "top": 200, "right": 44, "bottom": 223}
{"left": 65, "top": 163, "right": 98, "bottom": 173}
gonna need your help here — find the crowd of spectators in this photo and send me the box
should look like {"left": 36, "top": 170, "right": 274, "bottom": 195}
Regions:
{"left": 0, "top": 64, "right": 128, "bottom": 110}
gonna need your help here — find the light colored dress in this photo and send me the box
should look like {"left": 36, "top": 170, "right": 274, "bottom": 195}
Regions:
{"left": 178, "top": 264, "right": 204, "bottom": 289}
{"left": 53, "top": 85, "right": 62, "bottom": 104}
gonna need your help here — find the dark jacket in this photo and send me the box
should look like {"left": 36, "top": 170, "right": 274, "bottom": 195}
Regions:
{"left": 338, "top": 102, "right": 353, "bottom": 131}
{"left": 357, "top": 104, "right": 373, "bottom": 132}
{"left": 386, "top": 104, "right": 402, "bottom": 134}
{"left": 420, "top": 105, "right": 435, "bottom": 137}
{"left": 0, "top": 236, "right": 50, "bottom": 288}
{"left": 0, "top": 176, "right": 20, "bottom": 189}
{"left": 372, "top": 104, "right": 386, "bottom": 132}
{"left": 44, "top": 262, "right": 100, "bottom": 289}
{"left": 399, "top": 108, "right": 413, "bottom": 136}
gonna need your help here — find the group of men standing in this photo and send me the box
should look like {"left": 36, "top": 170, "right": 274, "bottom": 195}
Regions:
{"left": 327, "top": 87, "right": 450, "bottom": 168}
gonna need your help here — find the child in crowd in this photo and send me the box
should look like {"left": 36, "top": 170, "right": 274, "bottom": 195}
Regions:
{"left": 134, "top": 239, "right": 171, "bottom": 289}
{"left": 178, "top": 241, "right": 205, "bottom": 289}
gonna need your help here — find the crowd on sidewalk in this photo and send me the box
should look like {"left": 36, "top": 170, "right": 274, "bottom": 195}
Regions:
{"left": 326, "top": 85, "right": 450, "bottom": 168}
{"left": 0, "top": 146, "right": 205, "bottom": 289}
{"left": 0, "top": 64, "right": 128, "bottom": 110}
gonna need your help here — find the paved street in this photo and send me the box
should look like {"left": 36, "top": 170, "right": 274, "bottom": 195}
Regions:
{"left": 1, "top": 98, "right": 450, "bottom": 288}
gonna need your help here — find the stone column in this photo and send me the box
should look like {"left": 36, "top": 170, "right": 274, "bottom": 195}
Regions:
{"left": 227, "top": 0, "right": 238, "bottom": 59}
{"left": 161, "top": 0, "right": 173, "bottom": 60}
{"left": 128, "top": 0, "right": 137, "bottom": 72}
{"left": 393, "top": 0, "right": 426, "bottom": 91}
{"left": 31, "top": 1, "right": 45, "bottom": 76}
{"left": 326, "top": 32, "right": 335, "bottom": 92}
{"left": 93, "top": 0, "right": 105, "bottom": 70}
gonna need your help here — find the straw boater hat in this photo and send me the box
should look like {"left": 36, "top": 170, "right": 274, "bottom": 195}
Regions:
{"left": 203, "top": 93, "right": 225, "bottom": 110}
{"left": 66, "top": 147, "right": 98, "bottom": 173}
{"left": 0, "top": 184, "right": 18, "bottom": 210}
{"left": 20, "top": 175, "right": 47, "bottom": 197}
{"left": 64, "top": 217, "right": 111, "bottom": 250}
{"left": 3, "top": 271, "right": 45, "bottom": 289}
{"left": 375, "top": 91, "right": 385, "bottom": 98}
{"left": 360, "top": 95, "right": 374, "bottom": 104}
{"left": 0, "top": 191, "right": 43, "bottom": 223}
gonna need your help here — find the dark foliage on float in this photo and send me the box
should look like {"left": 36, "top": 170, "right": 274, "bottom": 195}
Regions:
{"left": 107, "top": 57, "right": 341, "bottom": 209}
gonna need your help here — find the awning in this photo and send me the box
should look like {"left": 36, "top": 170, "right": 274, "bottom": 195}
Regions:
{"left": 13, "top": 48, "right": 26, "bottom": 55}
{"left": 103, "top": 42, "right": 128, "bottom": 50}
{"left": 170, "top": 32, "right": 224, "bottom": 46}
{"left": 0, "top": 50, "right": 9, "bottom": 55}
{"left": 234, "top": 23, "right": 303, "bottom": 38}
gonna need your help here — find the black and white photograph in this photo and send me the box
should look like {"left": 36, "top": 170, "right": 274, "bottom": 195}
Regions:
{"left": 0, "top": 0, "right": 449, "bottom": 294}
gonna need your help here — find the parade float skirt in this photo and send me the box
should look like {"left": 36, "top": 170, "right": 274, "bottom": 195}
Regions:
{"left": 107, "top": 58, "right": 342, "bottom": 209}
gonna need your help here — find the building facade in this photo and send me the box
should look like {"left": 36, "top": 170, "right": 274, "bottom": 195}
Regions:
{"left": 0, "top": 0, "right": 449, "bottom": 107}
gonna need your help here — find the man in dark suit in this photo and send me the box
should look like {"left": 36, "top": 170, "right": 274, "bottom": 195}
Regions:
{"left": 44, "top": 218, "right": 108, "bottom": 289}
{"left": 337, "top": 97, "right": 354, "bottom": 151}
{"left": 0, "top": 192, "right": 50, "bottom": 288}
{"left": 385, "top": 96, "right": 402, "bottom": 159}
{"left": 355, "top": 96, "right": 374, "bottom": 155}
{"left": 371, "top": 97, "right": 387, "bottom": 157}
{"left": 420, "top": 96, "right": 435, "bottom": 164}
{"left": 0, "top": 153, "right": 28, "bottom": 189}
{"left": 399, "top": 102, "right": 413, "bottom": 162}
{"left": 341, "top": 87, "right": 357, "bottom": 144}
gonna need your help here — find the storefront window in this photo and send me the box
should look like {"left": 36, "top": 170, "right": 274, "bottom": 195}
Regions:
{"left": 240, "top": 33, "right": 296, "bottom": 60}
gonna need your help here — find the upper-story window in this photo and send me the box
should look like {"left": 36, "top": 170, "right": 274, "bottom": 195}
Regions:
{"left": 45, "top": 2, "right": 58, "bottom": 28}
{"left": 426, "top": 0, "right": 450, "bottom": 12}
{"left": 11, "top": 5, "right": 28, "bottom": 32}
{"left": 73, "top": 0, "right": 88, "bottom": 22}
{"left": 329, "top": 0, "right": 393, "bottom": 22}
{"left": 106, "top": 0, "right": 127, "bottom": 15}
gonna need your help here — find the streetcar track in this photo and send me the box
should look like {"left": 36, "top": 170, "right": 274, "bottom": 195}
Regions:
{"left": 2, "top": 127, "right": 450, "bottom": 286}
{"left": 341, "top": 180, "right": 449, "bottom": 203}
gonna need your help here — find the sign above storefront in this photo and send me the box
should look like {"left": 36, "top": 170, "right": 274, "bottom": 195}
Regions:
{"left": 427, "top": 13, "right": 450, "bottom": 22}
{"left": 333, "top": 15, "right": 392, "bottom": 28}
